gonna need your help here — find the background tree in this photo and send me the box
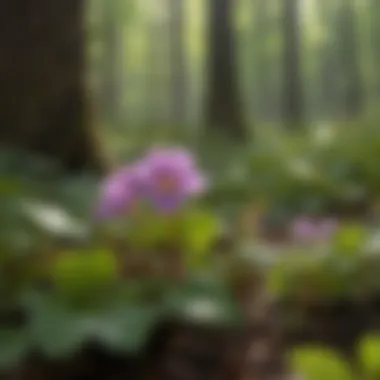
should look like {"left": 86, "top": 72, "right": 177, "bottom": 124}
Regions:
{"left": 282, "top": 0, "right": 304, "bottom": 129}
{"left": 369, "top": 0, "right": 380, "bottom": 100}
{"left": 335, "top": 0, "right": 364, "bottom": 118}
{"left": 0, "top": 0, "right": 103, "bottom": 172}
{"left": 143, "top": 0, "right": 169, "bottom": 127}
{"left": 100, "top": 0, "right": 126, "bottom": 125}
{"left": 204, "top": 0, "right": 246, "bottom": 139}
{"left": 315, "top": 0, "right": 340, "bottom": 120}
{"left": 252, "top": 0, "right": 273, "bottom": 122}
{"left": 168, "top": 0, "right": 188, "bottom": 126}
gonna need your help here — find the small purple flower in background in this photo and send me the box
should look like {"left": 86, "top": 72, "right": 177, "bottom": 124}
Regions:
{"left": 317, "top": 218, "right": 338, "bottom": 240}
{"left": 139, "top": 146, "right": 207, "bottom": 212}
{"left": 290, "top": 216, "right": 338, "bottom": 243}
{"left": 290, "top": 216, "right": 317, "bottom": 243}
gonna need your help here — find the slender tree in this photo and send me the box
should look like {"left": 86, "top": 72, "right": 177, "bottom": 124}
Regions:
{"left": 335, "top": 0, "right": 364, "bottom": 118}
{"left": 101, "top": 0, "right": 125, "bottom": 125}
{"left": 281, "top": 0, "right": 304, "bottom": 129}
{"left": 204, "top": 0, "right": 247, "bottom": 139}
{"left": 316, "top": 0, "right": 340, "bottom": 119}
{"left": 144, "top": 2, "right": 168, "bottom": 127}
{"left": 0, "top": 0, "right": 103, "bottom": 172}
{"left": 252, "top": 0, "right": 273, "bottom": 121}
{"left": 369, "top": 0, "right": 380, "bottom": 99}
{"left": 144, "top": 17, "right": 159, "bottom": 125}
{"left": 168, "top": 0, "right": 187, "bottom": 126}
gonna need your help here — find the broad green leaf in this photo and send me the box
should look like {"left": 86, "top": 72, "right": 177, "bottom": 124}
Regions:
{"left": 28, "top": 295, "right": 85, "bottom": 358}
{"left": 267, "top": 253, "right": 311, "bottom": 296}
{"left": 127, "top": 213, "right": 172, "bottom": 248}
{"left": 333, "top": 224, "right": 367, "bottom": 257}
{"left": 290, "top": 346, "right": 353, "bottom": 380}
{"left": 95, "top": 304, "right": 163, "bottom": 353}
{"left": 21, "top": 200, "right": 89, "bottom": 240}
{"left": 358, "top": 335, "right": 380, "bottom": 376}
{"left": 0, "top": 178, "right": 23, "bottom": 196}
{"left": 267, "top": 262, "right": 287, "bottom": 296}
{"left": 28, "top": 293, "right": 162, "bottom": 357}
{"left": 165, "top": 274, "right": 243, "bottom": 327}
{"left": 52, "top": 248, "right": 118, "bottom": 301}
{"left": 180, "top": 209, "right": 220, "bottom": 266}
{"left": 0, "top": 328, "right": 29, "bottom": 369}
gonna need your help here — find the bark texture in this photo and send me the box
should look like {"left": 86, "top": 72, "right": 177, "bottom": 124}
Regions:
{"left": 204, "top": 0, "right": 246, "bottom": 139}
{"left": 282, "top": 0, "right": 304, "bottom": 129}
{"left": 0, "top": 0, "right": 103, "bottom": 172}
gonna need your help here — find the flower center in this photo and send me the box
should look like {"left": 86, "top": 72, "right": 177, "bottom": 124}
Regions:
{"left": 156, "top": 174, "right": 178, "bottom": 193}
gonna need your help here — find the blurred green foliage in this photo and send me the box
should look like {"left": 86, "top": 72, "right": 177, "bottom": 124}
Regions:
{"left": 4, "top": 120, "right": 380, "bottom": 370}
{"left": 0, "top": 147, "right": 244, "bottom": 370}
{"left": 187, "top": 121, "right": 380, "bottom": 220}
{"left": 290, "top": 345, "right": 352, "bottom": 380}
{"left": 290, "top": 335, "right": 380, "bottom": 379}
{"left": 266, "top": 223, "right": 380, "bottom": 304}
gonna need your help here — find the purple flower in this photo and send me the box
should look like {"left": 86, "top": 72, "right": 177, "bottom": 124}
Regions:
{"left": 94, "top": 146, "right": 208, "bottom": 219}
{"left": 138, "top": 146, "right": 207, "bottom": 212}
{"left": 318, "top": 218, "right": 338, "bottom": 240}
{"left": 95, "top": 165, "right": 143, "bottom": 219}
{"left": 290, "top": 216, "right": 338, "bottom": 243}
{"left": 290, "top": 217, "right": 317, "bottom": 242}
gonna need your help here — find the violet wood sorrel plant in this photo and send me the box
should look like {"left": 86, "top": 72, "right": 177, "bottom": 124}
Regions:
{"left": 97, "top": 147, "right": 207, "bottom": 217}
{"left": 0, "top": 146, "right": 244, "bottom": 373}
{"left": 95, "top": 147, "right": 221, "bottom": 271}
{"left": 88, "top": 147, "right": 244, "bottom": 345}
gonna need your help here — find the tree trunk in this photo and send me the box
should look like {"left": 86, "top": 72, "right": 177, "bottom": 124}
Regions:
{"left": 282, "top": 0, "right": 304, "bottom": 129}
{"left": 0, "top": 0, "right": 103, "bottom": 173}
{"left": 370, "top": 0, "right": 380, "bottom": 99}
{"left": 144, "top": 11, "right": 166, "bottom": 127}
{"left": 204, "top": 0, "right": 246, "bottom": 139}
{"left": 316, "top": 0, "right": 340, "bottom": 120}
{"left": 336, "top": 0, "right": 364, "bottom": 118}
{"left": 252, "top": 0, "right": 273, "bottom": 121}
{"left": 168, "top": 0, "right": 187, "bottom": 126}
{"left": 101, "top": 0, "right": 125, "bottom": 125}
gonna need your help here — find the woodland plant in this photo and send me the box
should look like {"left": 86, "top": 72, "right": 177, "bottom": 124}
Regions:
{"left": 247, "top": 123, "right": 380, "bottom": 219}
{"left": 290, "top": 334, "right": 380, "bottom": 380}
{"left": 0, "top": 146, "right": 247, "bottom": 372}
{"left": 94, "top": 146, "right": 218, "bottom": 276}
{"left": 267, "top": 222, "right": 380, "bottom": 310}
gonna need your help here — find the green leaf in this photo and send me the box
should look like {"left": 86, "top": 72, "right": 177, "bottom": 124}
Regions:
{"left": 0, "top": 328, "right": 29, "bottom": 369}
{"left": 267, "top": 264, "right": 287, "bottom": 297}
{"left": 267, "top": 251, "right": 350, "bottom": 302}
{"left": 165, "top": 274, "right": 243, "bottom": 327}
{"left": 127, "top": 213, "right": 172, "bottom": 248}
{"left": 267, "top": 253, "right": 312, "bottom": 297}
{"left": 28, "top": 293, "right": 163, "bottom": 357}
{"left": 28, "top": 295, "right": 85, "bottom": 358}
{"left": 21, "top": 200, "right": 89, "bottom": 240}
{"left": 180, "top": 209, "right": 220, "bottom": 267}
{"left": 95, "top": 304, "right": 162, "bottom": 353}
{"left": 333, "top": 224, "right": 367, "bottom": 257}
{"left": 358, "top": 335, "right": 380, "bottom": 376}
{"left": 52, "top": 248, "right": 118, "bottom": 301}
{"left": 290, "top": 346, "right": 353, "bottom": 380}
{"left": 0, "top": 178, "right": 23, "bottom": 196}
